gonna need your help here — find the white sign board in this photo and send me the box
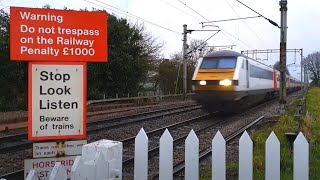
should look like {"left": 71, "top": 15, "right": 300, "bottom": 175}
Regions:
{"left": 24, "top": 156, "right": 77, "bottom": 180}
{"left": 29, "top": 62, "right": 87, "bottom": 141}
{"left": 33, "top": 140, "right": 87, "bottom": 158}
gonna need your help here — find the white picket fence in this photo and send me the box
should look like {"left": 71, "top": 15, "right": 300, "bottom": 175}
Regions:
{"left": 26, "top": 128, "right": 309, "bottom": 180}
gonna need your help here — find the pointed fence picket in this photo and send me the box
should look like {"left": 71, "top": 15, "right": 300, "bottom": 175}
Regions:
{"left": 294, "top": 132, "right": 309, "bottom": 180}
{"left": 212, "top": 130, "right": 226, "bottom": 180}
{"left": 134, "top": 128, "right": 148, "bottom": 180}
{"left": 24, "top": 128, "right": 311, "bottom": 180}
{"left": 159, "top": 129, "right": 173, "bottom": 180}
{"left": 185, "top": 130, "right": 199, "bottom": 180}
{"left": 239, "top": 131, "right": 253, "bottom": 180}
{"left": 25, "top": 170, "right": 38, "bottom": 180}
{"left": 49, "top": 162, "right": 67, "bottom": 180}
{"left": 266, "top": 131, "right": 280, "bottom": 180}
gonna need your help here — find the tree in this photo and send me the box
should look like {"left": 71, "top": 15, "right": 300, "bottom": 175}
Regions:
{"left": 155, "top": 39, "right": 211, "bottom": 95}
{"left": 0, "top": 9, "right": 28, "bottom": 111}
{"left": 0, "top": 6, "right": 163, "bottom": 110}
{"left": 273, "top": 61, "right": 290, "bottom": 75}
{"left": 87, "top": 12, "right": 162, "bottom": 99}
{"left": 303, "top": 52, "right": 320, "bottom": 86}
{"left": 187, "top": 39, "right": 214, "bottom": 67}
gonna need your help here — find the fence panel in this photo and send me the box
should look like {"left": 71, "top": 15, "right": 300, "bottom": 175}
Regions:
{"left": 24, "top": 131, "right": 312, "bottom": 180}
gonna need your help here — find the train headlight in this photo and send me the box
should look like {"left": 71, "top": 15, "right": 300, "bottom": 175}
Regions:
{"left": 219, "top": 79, "right": 232, "bottom": 86}
{"left": 199, "top": 80, "right": 207, "bottom": 85}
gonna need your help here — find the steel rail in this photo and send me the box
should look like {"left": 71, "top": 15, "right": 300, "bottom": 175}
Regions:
{"left": 0, "top": 104, "right": 200, "bottom": 153}
{"left": 122, "top": 113, "right": 212, "bottom": 166}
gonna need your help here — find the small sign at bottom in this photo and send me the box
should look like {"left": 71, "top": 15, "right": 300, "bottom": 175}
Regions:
{"left": 33, "top": 140, "right": 87, "bottom": 158}
{"left": 24, "top": 156, "right": 77, "bottom": 180}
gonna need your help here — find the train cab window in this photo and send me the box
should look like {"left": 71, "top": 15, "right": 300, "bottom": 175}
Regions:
{"left": 200, "top": 57, "right": 236, "bottom": 69}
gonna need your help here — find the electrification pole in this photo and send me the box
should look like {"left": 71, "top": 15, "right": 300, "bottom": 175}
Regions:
{"left": 301, "top": 49, "right": 303, "bottom": 91}
{"left": 182, "top": 24, "right": 188, "bottom": 100}
{"left": 279, "top": 0, "right": 288, "bottom": 113}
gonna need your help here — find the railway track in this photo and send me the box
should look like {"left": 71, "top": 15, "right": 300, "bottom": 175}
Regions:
{"left": 170, "top": 116, "right": 264, "bottom": 179}
{"left": 0, "top": 103, "right": 200, "bottom": 153}
{"left": 0, "top": 103, "right": 202, "bottom": 179}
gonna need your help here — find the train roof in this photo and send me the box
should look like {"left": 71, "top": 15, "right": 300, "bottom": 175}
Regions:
{"left": 202, "top": 50, "right": 301, "bottom": 82}
{"left": 204, "top": 50, "right": 273, "bottom": 69}
{"left": 204, "top": 50, "right": 246, "bottom": 58}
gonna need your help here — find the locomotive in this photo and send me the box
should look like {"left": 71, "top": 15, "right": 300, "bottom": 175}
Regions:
{"left": 191, "top": 50, "right": 302, "bottom": 112}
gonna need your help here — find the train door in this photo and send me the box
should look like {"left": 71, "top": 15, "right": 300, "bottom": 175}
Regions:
{"left": 246, "top": 59, "right": 249, "bottom": 88}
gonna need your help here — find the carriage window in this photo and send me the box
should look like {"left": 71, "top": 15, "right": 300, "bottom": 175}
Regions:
{"left": 200, "top": 57, "right": 236, "bottom": 69}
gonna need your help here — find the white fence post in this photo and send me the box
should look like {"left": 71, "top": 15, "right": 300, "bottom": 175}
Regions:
{"left": 159, "top": 129, "right": 173, "bottom": 180}
{"left": 212, "top": 131, "right": 226, "bottom": 180}
{"left": 185, "top": 129, "right": 199, "bottom": 180}
{"left": 239, "top": 131, "right": 253, "bottom": 180}
{"left": 25, "top": 170, "right": 38, "bottom": 180}
{"left": 266, "top": 131, "right": 280, "bottom": 180}
{"left": 134, "top": 128, "right": 149, "bottom": 180}
{"left": 294, "top": 132, "right": 309, "bottom": 180}
{"left": 71, "top": 156, "right": 83, "bottom": 180}
{"left": 49, "top": 162, "right": 67, "bottom": 180}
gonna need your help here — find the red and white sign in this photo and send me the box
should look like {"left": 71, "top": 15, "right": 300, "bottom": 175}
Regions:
{"left": 24, "top": 156, "right": 76, "bottom": 180}
{"left": 28, "top": 62, "right": 87, "bottom": 141}
{"left": 10, "top": 6, "right": 108, "bottom": 62}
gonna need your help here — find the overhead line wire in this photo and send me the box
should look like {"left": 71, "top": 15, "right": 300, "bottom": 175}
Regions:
{"left": 187, "top": 30, "right": 221, "bottom": 55}
{"left": 223, "top": 0, "right": 276, "bottom": 63}
{"left": 223, "top": 0, "right": 263, "bottom": 41}
{"left": 235, "top": 0, "right": 280, "bottom": 28}
{"left": 176, "top": 0, "right": 254, "bottom": 50}
{"left": 202, "top": 16, "right": 261, "bottom": 23}
{"left": 176, "top": 0, "right": 210, "bottom": 22}
{"left": 83, "top": 0, "right": 182, "bottom": 35}
{"left": 158, "top": 0, "right": 203, "bottom": 22}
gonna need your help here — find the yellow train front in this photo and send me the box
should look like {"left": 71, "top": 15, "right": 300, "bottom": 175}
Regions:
{"left": 192, "top": 50, "right": 302, "bottom": 113}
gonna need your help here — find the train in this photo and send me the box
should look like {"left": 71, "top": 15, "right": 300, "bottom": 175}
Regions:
{"left": 191, "top": 50, "right": 302, "bottom": 112}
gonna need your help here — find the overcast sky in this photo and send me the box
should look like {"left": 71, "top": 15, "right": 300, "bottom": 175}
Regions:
{"left": 2, "top": 0, "right": 319, "bottom": 80}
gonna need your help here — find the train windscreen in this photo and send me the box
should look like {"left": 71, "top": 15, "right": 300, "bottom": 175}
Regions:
{"left": 200, "top": 57, "right": 236, "bottom": 69}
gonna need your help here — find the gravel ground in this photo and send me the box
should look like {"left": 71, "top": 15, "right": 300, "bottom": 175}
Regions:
{"left": 0, "top": 104, "right": 206, "bottom": 176}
